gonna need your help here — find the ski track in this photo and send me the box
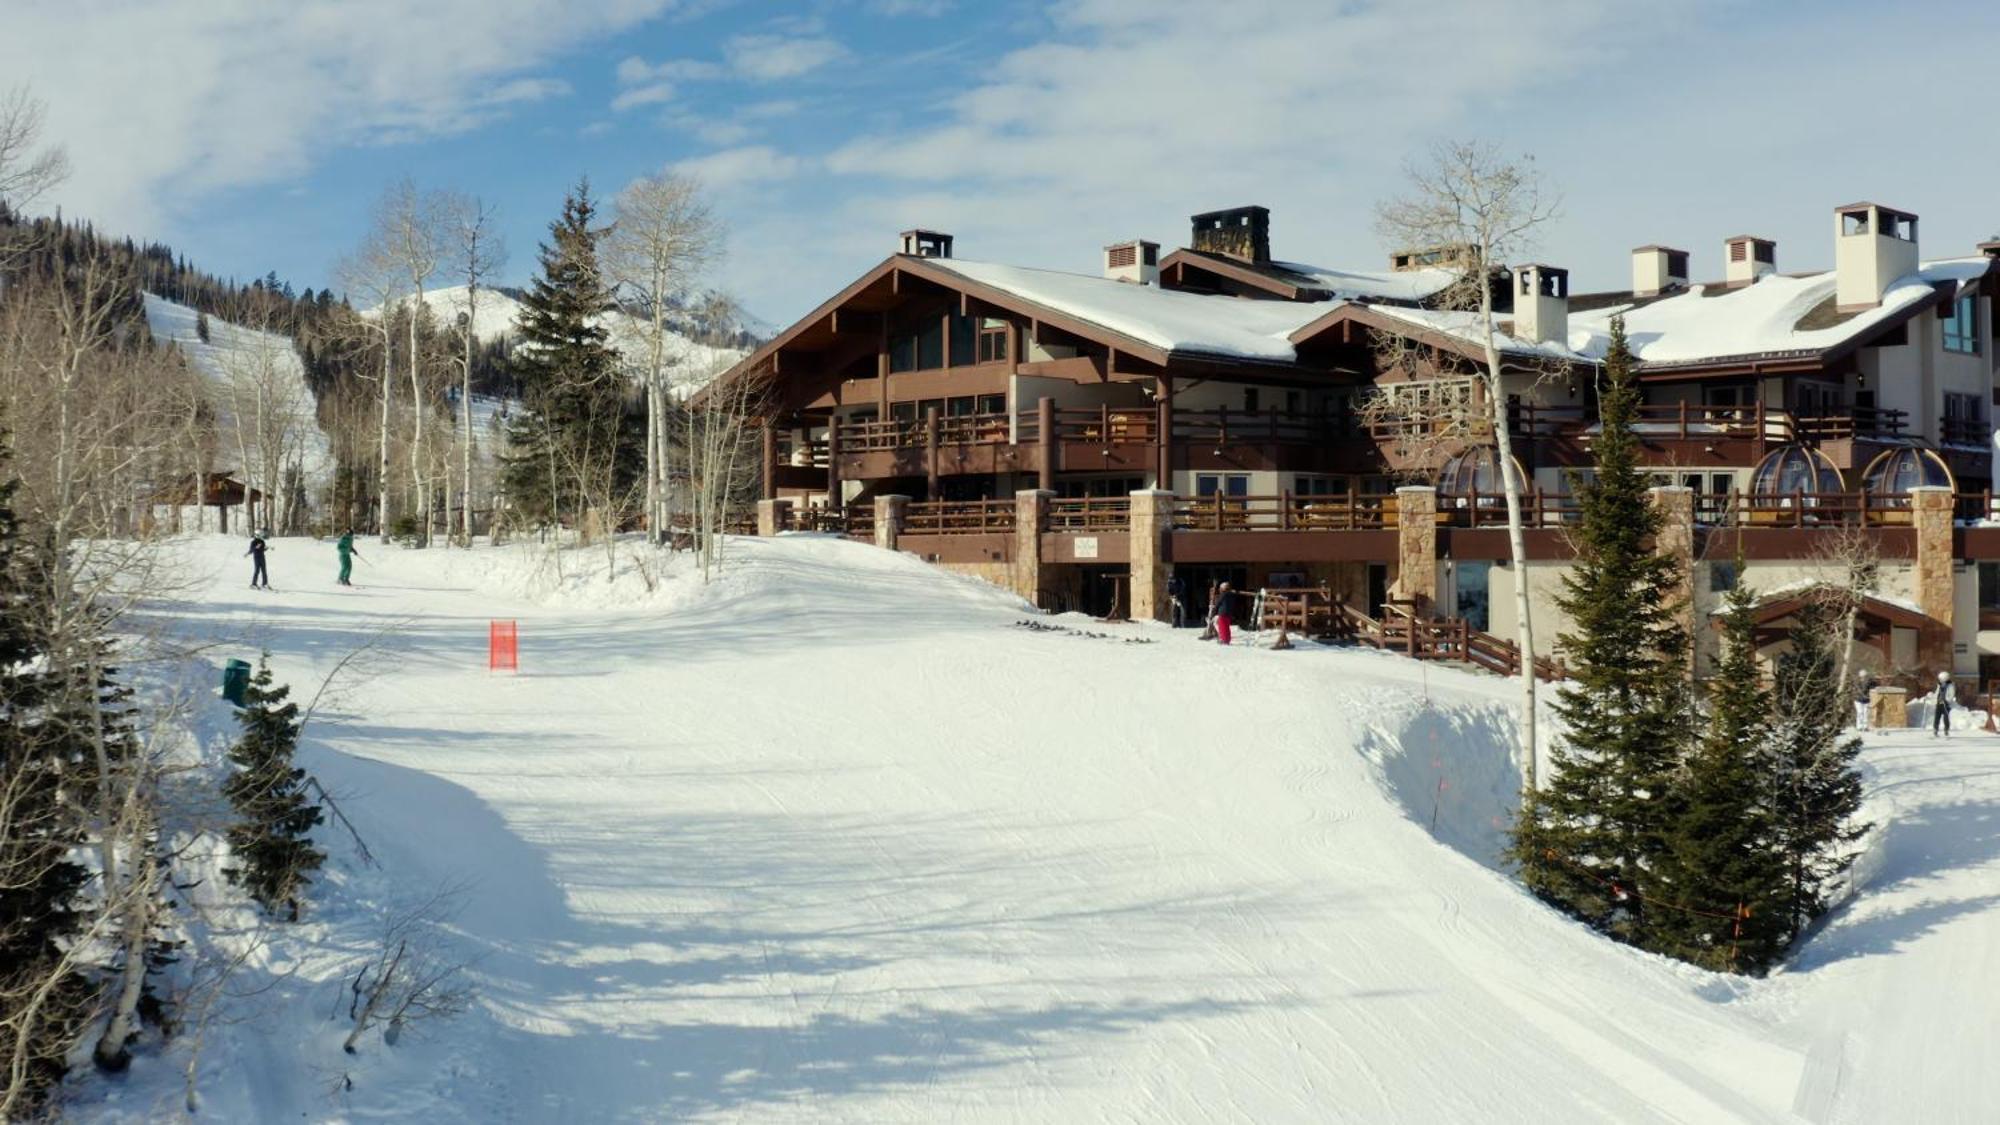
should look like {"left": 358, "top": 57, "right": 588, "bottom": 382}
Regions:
{"left": 75, "top": 532, "right": 2000, "bottom": 1123}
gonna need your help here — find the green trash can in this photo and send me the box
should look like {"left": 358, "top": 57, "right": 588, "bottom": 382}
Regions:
{"left": 222, "top": 659, "right": 252, "bottom": 707}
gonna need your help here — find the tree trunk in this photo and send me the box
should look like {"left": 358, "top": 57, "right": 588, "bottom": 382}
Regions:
{"left": 377, "top": 338, "right": 392, "bottom": 541}
{"left": 1480, "top": 283, "right": 1539, "bottom": 792}
{"left": 407, "top": 298, "right": 427, "bottom": 545}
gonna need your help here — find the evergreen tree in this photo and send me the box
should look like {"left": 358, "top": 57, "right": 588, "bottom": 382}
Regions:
{"left": 1659, "top": 577, "right": 1791, "bottom": 972}
{"left": 1509, "top": 316, "right": 1693, "bottom": 948}
{"left": 500, "top": 180, "right": 637, "bottom": 526}
{"left": 1769, "top": 600, "right": 1870, "bottom": 936}
{"left": 222, "top": 657, "right": 325, "bottom": 920}
{"left": 0, "top": 428, "right": 95, "bottom": 1110}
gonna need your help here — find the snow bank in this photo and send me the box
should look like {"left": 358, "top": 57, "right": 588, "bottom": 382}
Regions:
{"left": 61, "top": 533, "right": 2000, "bottom": 1123}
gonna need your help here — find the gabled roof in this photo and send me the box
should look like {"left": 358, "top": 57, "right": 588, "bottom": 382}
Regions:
{"left": 919, "top": 257, "right": 1338, "bottom": 363}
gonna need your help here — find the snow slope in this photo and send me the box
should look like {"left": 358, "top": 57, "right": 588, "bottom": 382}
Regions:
{"left": 142, "top": 294, "right": 333, "bottom": 484}
{"left": 75, "top": 534, "right": 2000, "bottom": 1122}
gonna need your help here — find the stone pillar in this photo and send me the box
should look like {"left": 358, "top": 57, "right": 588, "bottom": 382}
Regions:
{"left": 874, "top": 495, "right": 908, "bottom": 552}
{"left": 1911, "top": 485, "right": 1956, "bottom": 674}
{"left": 756, "top": 498, "right": 784, "bottom": 537}
{"left": 1648, "top": 485, "right": 1698, "bottom": 656}
{"left": 1129, "top": 489, "right": 1176, "bottom": 622}
{"left": 1015, "top": 489, "right": 1051, "bottom": 608}
{"left": 1391, "top": 486, "right": 1437, "bottom": 615}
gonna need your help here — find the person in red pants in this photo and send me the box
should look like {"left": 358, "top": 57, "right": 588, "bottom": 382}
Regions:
{"left": 1214, "top": 582, "right": 1235, "bottom": 645}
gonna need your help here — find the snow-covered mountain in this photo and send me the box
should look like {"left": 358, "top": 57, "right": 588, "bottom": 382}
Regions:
{"left": 142, "top": 293, "right": 332, "bottom": 485}
{"left": 382, "top": 285, "right": 752, "bottom": 388}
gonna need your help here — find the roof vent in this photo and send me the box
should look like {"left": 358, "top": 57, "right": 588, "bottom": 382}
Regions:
{"left": 898, "top": 229, "right": 953, "bottom": 259}
{"left": 1631, "top": 245, "right": 1689, "bottom": 297}
{"left": 1723, "top": 235, "right": 1776, "bottom": 285}
{"left": 1103, "top": 239, "right": 1160, "bottom": 285}
{"left": 1834, "top": 202, "right": 1919, "bottom": 311}
{"left": 1512, "top": 264, "right": 1568, "bottom": 345}
{"left": 1190, "top": 206, "right": 1270, "bottom": 265}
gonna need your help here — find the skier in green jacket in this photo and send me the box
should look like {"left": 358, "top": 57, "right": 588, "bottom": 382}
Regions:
{"left": 336, "top": 530, "right": 361, "bottom": 586}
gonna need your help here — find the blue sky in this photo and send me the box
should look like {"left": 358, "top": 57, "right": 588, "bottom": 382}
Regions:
{"left": 10, "top": 0, "right": 2000, "bottom": 328}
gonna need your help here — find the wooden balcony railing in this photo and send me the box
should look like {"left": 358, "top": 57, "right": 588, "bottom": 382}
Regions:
{"left": 779, "top": 504, "right": 846, "bottom": 533}
{"left": 1173, "top": 492, "right": 1396, "bottom": 531}
{"left": 1506, "top": 402, "right": 1910, "bottom": 445}
{"left": 1014, "top": 406, "right": 1159, "bottom": 445}
{"left": 1172, "top": 407, "right": 1347, "bottom": 446}
{"left": 900, "top": 499, "right": 1016, "bottom": 535}
{"left": 1942, "top": 416, "right": 1990, "bottom": 447}
{"left": 1439, "top": 489, "right": 1581, "bottom": 527}
{"left": 843, "top": 503, "right": 875, "bottom": 540}
{"left": 1045, "top": 497, "right": 1131, "bottom": 532}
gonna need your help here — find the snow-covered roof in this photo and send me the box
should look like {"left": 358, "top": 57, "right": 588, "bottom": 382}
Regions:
{"left": 1357, "top": 258, "right": 1993, "bottom": 369}
{"left": 1571, "top": 258, "right": 1993, "bottom": 368}
{"left": 923, "top": 258, "right": 1342, "bottom": 362}
{"left": 1267, "top": 259, "right": 1459, "bottom": 303}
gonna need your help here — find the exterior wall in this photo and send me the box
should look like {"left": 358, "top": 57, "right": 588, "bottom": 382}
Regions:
{"left": 1168, "top": 469, "right": 1283, "bottom": 495}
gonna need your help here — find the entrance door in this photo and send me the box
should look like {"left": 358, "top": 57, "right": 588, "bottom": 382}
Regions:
{"left": 1366, "top": 563, "right": 1390, "bottom": 619}
{"left": 1455, "top": 561, "right": 1492, "bottom": 632}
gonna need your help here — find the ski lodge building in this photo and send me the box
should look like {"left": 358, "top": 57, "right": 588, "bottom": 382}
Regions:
{"left": 721, "top": 203, "right": 2000, "bottom": 685}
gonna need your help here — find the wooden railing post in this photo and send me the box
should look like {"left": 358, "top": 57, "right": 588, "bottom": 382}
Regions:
{"left": 1037, "top": 397, "right": 1055, "bottom": 492}
{"left": 825, "top": 424, "right": 842, "bottom": 508}
{"left": 1281, "top": 489, "right": 1293, "bottom": 531}
{"left": 925, "top": 407, "right": 940, "bottom": 500}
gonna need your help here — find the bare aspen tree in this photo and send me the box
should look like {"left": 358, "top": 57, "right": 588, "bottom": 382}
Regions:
{"left": 1810, "top": 523, "right": 1884, "bottom": 722}
{"left": 333, "top": 251, "right": 402, "bottom": 540}
{"left": 377, "top": 180, "right": 448, "bottom": 545}
{"left": 605, "top": 172, "right": 722, "bottom": 544}
{"left": 1377, "top": 140, "right": 1560, "bottom": 790}
{"left": 676, "top": 296, "right": 766, "bottom": 581}
{"left": 439, "top": 193, "right": 505, "bottom": 546}
{"left": 216, "top": 316, "right": 313, "bottom": 534}
{"left": 0, "top": 85, "right": 70, "bottom": 214}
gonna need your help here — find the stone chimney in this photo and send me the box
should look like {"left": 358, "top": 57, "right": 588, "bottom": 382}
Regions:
{"left": 1190, "top": 206, "right": 1270, "bottom": 265}
{"left": 1834, "top": 203, "right": 1919, "bottom": 311}
{"left": 1513, "top": 264, "right": 1568, "bottom": 345}
{"left": 1103, "top": 239, "right": 1160, "bottom": 285}
{"left": 1631, "top": 245, "right": 1689, "bottom": 297}
{"left": 1723, "top": 235, "right": 1776, "bottom": 285}
{"left": 898, "top": 229, "right": 954, "bottom": 258}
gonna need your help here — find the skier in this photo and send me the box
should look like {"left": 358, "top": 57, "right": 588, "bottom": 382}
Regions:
{"left": 1199, "top": 583, "right": 1220, "bottom": 640}
{"left": 336, "top": 530, "right": 361, "bottom": 587}
{"left": 1167, "top": 574, "right": 1187, "bottom": 628}
{"left": 1855, "top": 669, "right": 1875, "bottom": 731}
{"left": 1931, "top": 671, "right": 1953, "bottom": 738}
{"left": 1214, "top": 581, "right": 1235, "bottom": 646}
{"left": 245, "top": 534, "right": 271, "bottom": 590}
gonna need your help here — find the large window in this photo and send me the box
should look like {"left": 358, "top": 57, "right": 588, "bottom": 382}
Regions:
{"left": 1944, "top": 292, "right": 1980, "bottom": 355}
{"left": 889, "top": 313, "right": 1010, "bottom": 372}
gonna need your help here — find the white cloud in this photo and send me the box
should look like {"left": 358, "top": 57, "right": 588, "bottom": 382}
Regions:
{"left": 869, "top": 0, "right": 954, "bottom": 14}
{"left": 723, "top": 34, "right": 849, "bottom": 81}
{"left": 611, "top": 82, "right": 678, "bottom": 112}
{"left": 1, "top": 0, "right": 682, "bottom": 235}
{"left": 673, "top": 145, "right": 807, "bottom": 189}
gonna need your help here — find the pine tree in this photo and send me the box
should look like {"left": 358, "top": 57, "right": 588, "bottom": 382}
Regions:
{"left": 1769, "top": 600, "right": 1869, "bottom": 937}
{"left": 1509, "top": 316, "right": 1693, "bottom": 948}
{"left": 0, "top": 427, "right": 96, "bottom": 1111}
{"left": 500, "top": 180, "right": 636, "bottom": 527}
{"left": 1658, "top": 577, "right": 1791, "bottom": 972}
{"left": 222, "top": 657, "right": 325, "bottom": 920}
